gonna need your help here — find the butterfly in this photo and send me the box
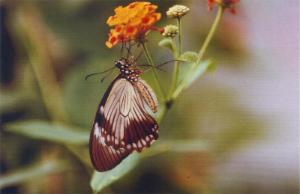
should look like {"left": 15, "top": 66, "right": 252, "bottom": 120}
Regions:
{"left": 89, "top": 58, "right": 159, "bottom": 171}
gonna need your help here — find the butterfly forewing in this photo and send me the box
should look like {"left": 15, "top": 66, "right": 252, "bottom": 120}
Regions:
{"left": 90, "top": 76, "right": 131, "bottom": 171}
{"left": 90, "top": 122, "right": 130, "bottom": 171}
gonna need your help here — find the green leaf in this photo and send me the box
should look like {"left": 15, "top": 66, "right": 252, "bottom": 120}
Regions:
{"left": 90, "top": 153, "right": 139, "bottom": 193}
{"left": 0, "top": 160, "right": 66, "bottom": 189}
{"left": 141, "top": 140, "right": 209, "bottom": 158}
{"left": 5, "top": 120, "right": 88, "bottom": 145}
{"left": 173, "top": 59, "right": 215, "bottom": 99}
{"left": 185, "top": 59, "right": 215, "bottom": 88}
{"left": 179, "top": 51, "right": 198, "bottom": 63}
{"left": 158, "top": 38, "right": 176, "bottom": 54}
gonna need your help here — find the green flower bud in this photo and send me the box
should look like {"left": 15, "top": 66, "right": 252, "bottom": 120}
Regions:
{"left": 162, "top": 25, "right": 179, "bottom": 38}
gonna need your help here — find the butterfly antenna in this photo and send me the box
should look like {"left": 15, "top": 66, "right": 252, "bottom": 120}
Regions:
{"left": 85, "top": 67, "right": 115, "bottom": 80}
{"left": 156, "top": 59, "right": 186, "bottom": 68}
{"left": 141, "top": 59, "right": 186, "bottom": 73}
{"left": 100, "top": 68, "right": 115, "bottom": 83}
{"left": 141, "top": 64, "right": 166, "bottom": 73}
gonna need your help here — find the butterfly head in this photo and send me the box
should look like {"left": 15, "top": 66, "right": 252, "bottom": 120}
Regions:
{"left": 115, "top": 58, "right": 130, "bottom": 69}
{"left": 115, "top": 59, "right": 142, "bottom": 82}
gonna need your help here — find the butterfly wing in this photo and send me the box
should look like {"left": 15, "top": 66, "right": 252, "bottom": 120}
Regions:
{"left": 90, "top": 76, "right": 131, "bottom": 171}
{"left": 89, "top": 76, "right": 159, "bottom": 171}
{"left": 99, "top": 78, "right": 158, "bottom": 151}
{"left": 135, "top": 79, "right": 158, "bottom": 113}
{"left": 89, "top": 122, "right": 130, "bottom": 171}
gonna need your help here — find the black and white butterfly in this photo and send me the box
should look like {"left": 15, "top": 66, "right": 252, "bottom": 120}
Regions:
{"left": 89, "top": 58, "right": 159, "bottom": 172}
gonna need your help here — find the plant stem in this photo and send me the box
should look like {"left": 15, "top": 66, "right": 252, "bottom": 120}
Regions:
{"left": 170, "top": 6, "right": 223, "bottom": 100}
{"left": 177, "top": 18, "right": 182, "bottom": 54}
{"left": 141, "top": 42, "right": 166, "bottom": 100}
{"left": 156, "top": 105, "right": 167, "bottom": 123}
{"left": 16, "top": 5, "right": 69, "bottom": 123}
{"left": 195, "top": 6, "right": 223, "bottom": 65}
{"left": 168, "top": 18, "right": 182, "bottom": 100}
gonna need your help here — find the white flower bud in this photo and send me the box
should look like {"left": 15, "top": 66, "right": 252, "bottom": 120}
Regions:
{"left": 166, "top": 5, "right": 190, "bottom": 18}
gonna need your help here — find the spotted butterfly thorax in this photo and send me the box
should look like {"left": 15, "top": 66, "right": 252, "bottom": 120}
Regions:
{"left": 89, "top": 58, "right": 159, "bottom": 171}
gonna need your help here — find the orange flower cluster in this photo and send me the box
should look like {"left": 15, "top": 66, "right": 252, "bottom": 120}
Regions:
{"left": 106, "top": 2, "right": 161, "bottom": 48}
{"left": 208, "top": 0, "right": 240, "bottom": 14}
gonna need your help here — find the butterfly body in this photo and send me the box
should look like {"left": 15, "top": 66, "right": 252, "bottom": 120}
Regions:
{"left": 89, "top": 58, "right": 159, "bottom": 171}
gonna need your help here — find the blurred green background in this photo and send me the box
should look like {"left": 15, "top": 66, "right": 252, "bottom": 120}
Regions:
{"left": 0, "top": 0, "right": 299, "bottom": 194}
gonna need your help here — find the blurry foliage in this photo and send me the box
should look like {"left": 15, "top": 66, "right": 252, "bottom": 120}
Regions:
{"left": 5, "top": 120, "right": 88, "bottom": 144}
{"left": 0, "top": 160, "right": 67, "bottom": 189}
{"left": 0, "top": 0, "right": 265, "bottom": 194}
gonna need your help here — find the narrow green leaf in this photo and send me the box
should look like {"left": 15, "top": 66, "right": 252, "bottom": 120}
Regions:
{"left": 173, "top": 59, "right": 215, "bottom": 98}
{"left": 5, "top": 120, "right": 88, "bottom": 144}
{"left": 90, "top": 153, "right": 139, "bottom": 193}
{"left": 0, "top": 160, "right": 66, "bottom": 189}
{"left": 185, "top": 59, "right": 215, "bottom": 88}
{"left": 158, "top": 38, "right": 176, "bottom": 53}
{"left": 179, "top": 51, "right": 198, "bottom": 63}
{"left": 141, "top": 140, "right": 209, "bottom": 158}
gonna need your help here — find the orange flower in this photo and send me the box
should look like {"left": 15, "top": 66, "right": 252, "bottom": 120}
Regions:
{"left": 106, "top": 2, "right": 161, "bottom": 48}
{"left": 208, "top": 0, "right": 240, "bottom": 14}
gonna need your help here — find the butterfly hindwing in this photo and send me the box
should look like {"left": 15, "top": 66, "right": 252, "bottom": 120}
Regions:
{"left": 100, "top": 78, "right": 158, "bottom": 151}
{"left": 135, "top": 79, "right": 158, "bottom": 113}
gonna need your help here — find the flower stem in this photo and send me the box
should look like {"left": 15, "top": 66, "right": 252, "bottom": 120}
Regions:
{"left": 168, "top": 18, "right": 182, "bottom": 100}
{"left": 177, "top": 18, "right": 182, "bottom": 54}
{"left": 195, "top": 6, "right": 223, "bottom": 65}
{"left": 141, "top": 42, "right": 166, "bottom": 100}
{"left": 170, "top": 6, "right": 223, "bottom": 100}
{"left": 156, "top": 105, "right": 167, "bottom": 123}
